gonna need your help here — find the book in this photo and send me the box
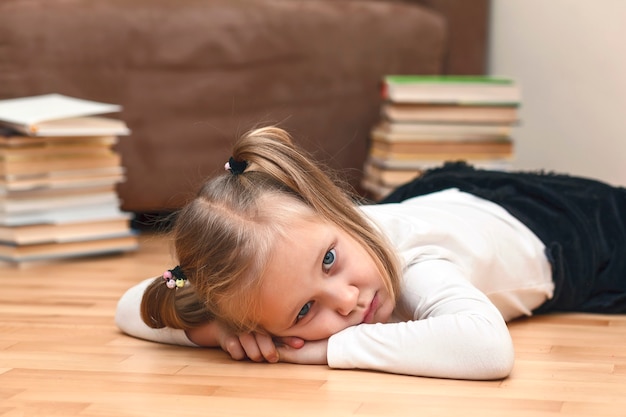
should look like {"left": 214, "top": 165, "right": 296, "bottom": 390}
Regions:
{"left": 363, "top": 160, "right": 422, "bottom": 187}
{"left": 369, "top": 148, "right": 513, "bottom": 162}
{"left": 0, "top": 232, "right": 139, "bottom": 263}
{"left": 5, "top": 116, "right": 131, "bottom": 137}
{"left": 0, "top": 132, "right": 119, "bottom": 147}
{"left": 368, "top": 155, "right": 513, "bottom": 170}
{"left": 0, "top": 216, "right": 132, "bottom": 245}
{"left": 0, "top": 141, "right": 117, "bottom": 158}
{"left": 0, "top": 153, "right": 122, "bottom": 176}
{"left": 0, "top": 201, "right": 127, "bottom": 226}
{"left": 381, "top": 75, "right": 521, "bottom": 105}
{"left": 370, "top": 138, "right": 513, "bottom": 156}
{"left": 381, "top": 103, "right": 519, "bottom": 124}
{"left": 371, "top": 121, "right": 512, "bottom": 142}
{"left": 0, "top": 166, "right": 125, "bottom": 192}
{"left": 0, "top": 134, "right": 121, "bottom": 180}
{"left": 0, "top": 183, "right": 115, "bottom": 198}
{"left": 0, "top": 190, "right": 120, "bottom": 214}
{"left": 377, "top": 120, "right": 513, "bottom": 137}
{"left": 0, "top": 94, "right": 130, "bottom": 136}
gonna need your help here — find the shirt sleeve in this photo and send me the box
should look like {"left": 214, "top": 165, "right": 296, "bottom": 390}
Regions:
{"left": 115, "top": 278, "right": 198, "bottom": 347}
{"left": 326, "top": 259, "right": 515, "bottom": 380}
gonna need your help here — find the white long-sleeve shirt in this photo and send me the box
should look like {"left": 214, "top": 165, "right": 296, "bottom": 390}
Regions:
{"left": 116, "top": 189, "right": 554, "bottom": 379}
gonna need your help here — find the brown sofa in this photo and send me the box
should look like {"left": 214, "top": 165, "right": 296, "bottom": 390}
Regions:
{"left": 0, "top": 0, "right": 489, "bottom": 214}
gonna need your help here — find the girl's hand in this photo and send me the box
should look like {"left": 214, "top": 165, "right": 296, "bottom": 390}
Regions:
{"left": 221, "top": 333, "right": 306, "bottom": 363}
{"left": 186, "top": 321, "right": 307, "bottom": 363}
{"left": 186, "top": 321, "right": 280, "bottom": 362}
{"left": 276, "top": 338, "right": 328, "bottom": 365}
{"left": 221, "top": 331, "right": 279, "bottom": 363}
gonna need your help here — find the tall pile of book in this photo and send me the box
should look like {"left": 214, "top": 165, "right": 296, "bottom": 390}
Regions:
{"left": 0, "top": 94, "right": 139, "bottom": 263}
{"left": 362, "top": 75, "right": 521, "bottom": 200}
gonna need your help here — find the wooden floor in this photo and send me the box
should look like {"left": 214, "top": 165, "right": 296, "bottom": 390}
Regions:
{"left": 1, "top": 232, "right": 625, "bottom": 417}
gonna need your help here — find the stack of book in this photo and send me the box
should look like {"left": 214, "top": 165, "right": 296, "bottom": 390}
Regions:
{"left": 0, "top": 94, "right": 138, "bottom": 263}
{"left": 362, "top": 75, "right": 521, "bottom": 200}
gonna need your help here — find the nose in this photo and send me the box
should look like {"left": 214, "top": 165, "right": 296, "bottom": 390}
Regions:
{"left": 325, "top": 282, "right": 359, "bottom": 316}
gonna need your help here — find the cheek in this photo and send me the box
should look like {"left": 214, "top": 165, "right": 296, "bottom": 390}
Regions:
{"left": 355, "top": 259, "right": 384, "bottom": 288}
{"left": 353, "top": 246, "right": 383, "bottom": 281}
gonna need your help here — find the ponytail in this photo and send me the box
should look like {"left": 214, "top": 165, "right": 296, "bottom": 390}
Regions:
{"left": 140, "top": 274, "right": 214, "bottom": 329}
{"left": 233, "top": 127, "right": 349, "bottom": 213}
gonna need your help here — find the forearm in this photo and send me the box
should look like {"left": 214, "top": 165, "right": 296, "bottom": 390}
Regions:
{"left": 115, "top": 278, "right": 285, "bottom": 363}
{"left": 328, "top": 314, "right": 513, "bottom": 380}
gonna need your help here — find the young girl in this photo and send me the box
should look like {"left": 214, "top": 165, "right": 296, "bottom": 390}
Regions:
{"left": 116, "top": 126, "right": 626, "bottom": 380}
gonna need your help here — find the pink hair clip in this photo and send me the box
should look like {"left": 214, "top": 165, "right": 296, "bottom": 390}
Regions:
{"left": 163, "top": 266, "right": 187, "bottom": 289}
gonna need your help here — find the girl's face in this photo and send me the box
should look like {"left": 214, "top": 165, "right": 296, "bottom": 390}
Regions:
{"left": 252, "top": 217, "right": 394, "bottom": 341}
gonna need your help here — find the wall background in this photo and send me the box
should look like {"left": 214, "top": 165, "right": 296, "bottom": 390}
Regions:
{"left": 488, "top": 0, "right": 626, "bottom": 185}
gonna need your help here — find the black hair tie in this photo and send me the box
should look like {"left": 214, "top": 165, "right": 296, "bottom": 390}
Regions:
{"left": 225, "top": 157, "right": 248, "bottom": 175}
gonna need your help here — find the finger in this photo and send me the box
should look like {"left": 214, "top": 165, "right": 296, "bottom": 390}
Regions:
{"left": 275, "top": 336, "right": 305, "bottom": 349}
{"left": 254, "top": 333, "right": 280, "bottom": 363}
{"left": 221, "top": 335, "right": 247, "bottom": 361}
{"left": 238, "top": 333, "right": 264, "bottom": 362}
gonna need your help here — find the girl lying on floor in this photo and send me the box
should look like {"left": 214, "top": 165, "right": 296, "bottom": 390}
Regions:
{"left": 116, "top": 126, "right": 626, "bottom": 380}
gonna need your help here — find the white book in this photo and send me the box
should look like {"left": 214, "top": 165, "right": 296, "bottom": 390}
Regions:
{"left": 0, "top": 202, "right": 128, "bottom": 226}
{"left": 0, "top": 191, "right": 120, "bottom": 214}
{"left": 0, "top": 94, "right": 130, "bottom": 137}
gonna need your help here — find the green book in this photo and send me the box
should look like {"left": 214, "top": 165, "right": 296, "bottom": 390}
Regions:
{"left": 381, "top": 75, "right": 521, "bottom": 105}
{"left": 384, "top": 75, "right": 514, "bottom": 85}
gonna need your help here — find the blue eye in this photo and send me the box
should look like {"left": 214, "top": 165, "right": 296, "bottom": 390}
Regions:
{"left": 297, "top": 301, "right": 313, "bottom": 322}
{"left": 323, "top": 249, "right": 336, "bottom": 270}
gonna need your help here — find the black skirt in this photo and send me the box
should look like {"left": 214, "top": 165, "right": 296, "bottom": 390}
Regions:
{"left": 380, "top": 162, "right": 626, "bottom": 314}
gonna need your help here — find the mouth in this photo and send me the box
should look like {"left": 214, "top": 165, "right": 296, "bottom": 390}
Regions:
{"left": 362, "top": 292, "right": 379, "bottom": 324}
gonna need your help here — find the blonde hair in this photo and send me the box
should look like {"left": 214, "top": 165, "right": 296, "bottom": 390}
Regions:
{"left": 141, "top": 126, "right": 401, "bottom": 333}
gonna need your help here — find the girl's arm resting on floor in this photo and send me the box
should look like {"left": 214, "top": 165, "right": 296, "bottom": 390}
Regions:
{"left": 115, "top": 279, "right": 298, "bottom": 363}
{"left": 327, "top": 260, "right": 515, "bottom": 380}
{"left": 115, "top": 278, "right": 199, "bottom": 347}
